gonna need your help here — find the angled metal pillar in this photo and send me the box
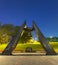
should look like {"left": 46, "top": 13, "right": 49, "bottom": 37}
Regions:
{"left": 2, "top": 22, "right": 26, "bottom": 55}
{"left": 32, "top": 21, "right": 57, "bottom": 55}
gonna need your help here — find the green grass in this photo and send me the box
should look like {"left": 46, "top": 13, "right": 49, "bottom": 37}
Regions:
{"left": 49, "top": 42, "right": 58, "bottom": 52}
{"left": 0, "top": 42, "right": 58, "bottom": 52}
{"left": 15, "top": 44, "right": 44, "bottom": 51}
{"left": 0, "top": 44, "right": 7, "bottom": 51}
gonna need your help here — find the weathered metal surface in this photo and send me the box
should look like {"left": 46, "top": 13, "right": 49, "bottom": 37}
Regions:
{"left": 2, "top": 22, "right": 26, "bottom": 55}
{"left": 32, "top": 21, "right": 57, "bottom": 55}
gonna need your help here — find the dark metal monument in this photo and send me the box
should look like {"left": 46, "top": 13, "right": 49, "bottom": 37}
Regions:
{"left": 32, "top": 21, "right": 56, "bottom": 55}
{"left": 2, "top": 21, "right": 57, "bottom": 55}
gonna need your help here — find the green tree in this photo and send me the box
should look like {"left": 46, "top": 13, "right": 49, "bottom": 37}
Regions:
{"left": 0, "top": 23, "right": 21, "bottom": 44}
{"left": 19, "top": 30, "right": 32, "bottom": 43}
{"left": 0, "top": 23, "right": 14, "bottom": 44}
{"left": 0, "top": 33, "right": 10, "bottom": 44}
{"left": 1, "top": 24, "right": 14, "bottom": 36}
{"left": 13, "top": 26, "right": 21, "bottom": 36}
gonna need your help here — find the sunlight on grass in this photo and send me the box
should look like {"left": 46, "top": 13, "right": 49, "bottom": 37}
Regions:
{"left": 0, "top": 42, "right": 58, "bottom": 53}
{"left": 0, "top": 44, "right": 7, "bottom": 51}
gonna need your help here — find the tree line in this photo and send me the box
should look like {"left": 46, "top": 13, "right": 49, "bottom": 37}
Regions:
{"left": 0, "top": 22, "right": 58, "bottom": 44}
{"left": 0, "top": 22, "right": 32, "bottom": 44}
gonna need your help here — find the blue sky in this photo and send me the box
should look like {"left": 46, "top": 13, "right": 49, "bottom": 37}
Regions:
{"left": 0, "top": 0, "right": 58, "bottom": 37}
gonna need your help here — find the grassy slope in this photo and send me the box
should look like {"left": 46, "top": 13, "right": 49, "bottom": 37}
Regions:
{"left": 0, "top": 42, "right": 58, "bottom": 52}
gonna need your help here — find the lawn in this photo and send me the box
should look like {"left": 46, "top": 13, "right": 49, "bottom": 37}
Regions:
{"left": 0, "top": 42, "right": 58, "bottom": 53}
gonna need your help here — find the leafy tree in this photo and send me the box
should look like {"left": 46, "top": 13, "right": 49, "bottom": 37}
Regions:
{"left": 1, "top": 24, "right": 14, "bottom": 36}
{"left": 0, "top": 33, "right": 10, "bottom": 44}
{"left": 13, "top": 26, "right": 21, "bottom": 36}
{"left": 19, "top": 30, "right": 32, "bottom": 43}
{"left": 0, "top": 23, "right": 21, "bottom": 44}
{"left": 0, "top": 24, "right": 14, "bottom": 44}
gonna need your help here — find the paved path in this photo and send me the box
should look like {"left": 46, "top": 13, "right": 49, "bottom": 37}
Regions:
{"left": 0, "top": 55, "right": 58, "bottom": 65}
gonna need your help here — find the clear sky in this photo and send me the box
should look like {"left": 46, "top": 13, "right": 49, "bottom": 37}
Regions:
{"left": 0, "top": 0, "right": 58, "bottom": 37}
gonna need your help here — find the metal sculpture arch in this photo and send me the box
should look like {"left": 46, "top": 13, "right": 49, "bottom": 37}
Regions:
{"left": 2, "top": 21, "right": 57, "bottom": 55}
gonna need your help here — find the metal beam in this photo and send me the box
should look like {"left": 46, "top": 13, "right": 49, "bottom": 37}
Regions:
{"left": 2, "top": 22, "right": 26, "bottom": 55}
{"left": 32, "top": 21, "right": 57, "bottom": 55}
